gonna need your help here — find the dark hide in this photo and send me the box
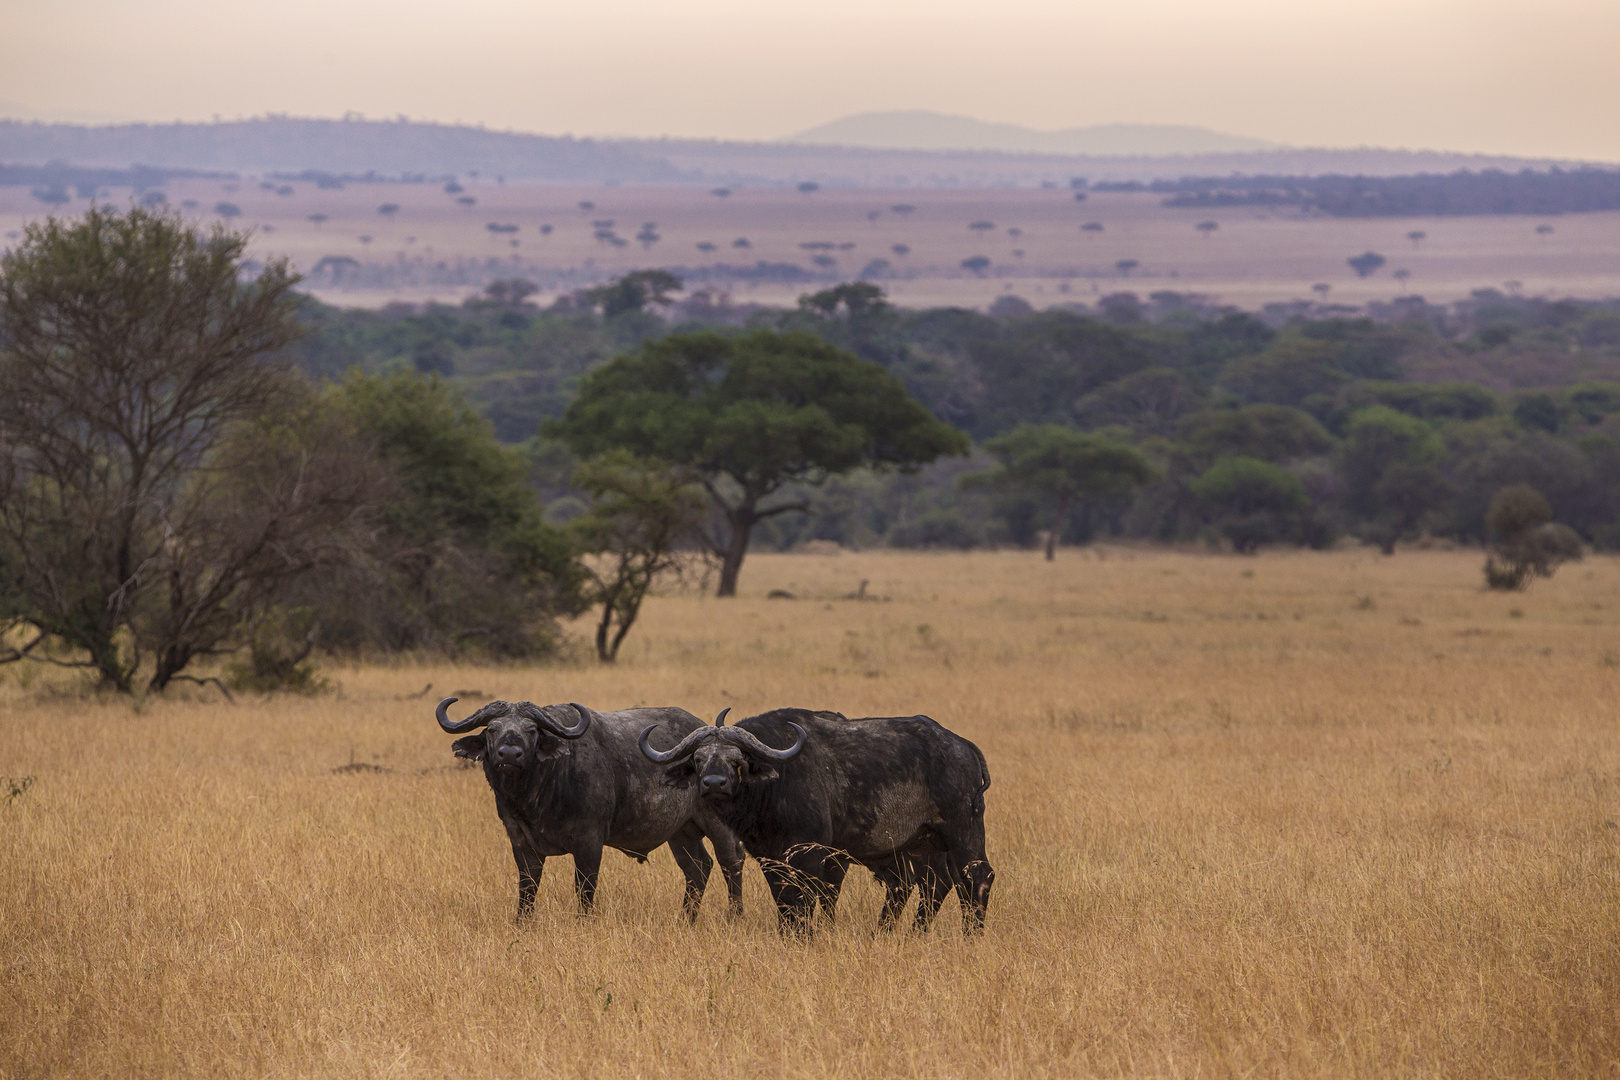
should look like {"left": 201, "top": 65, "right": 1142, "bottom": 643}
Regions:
{"left": 657, "top": 708, "right": 994, "bottom": 934}
{"left": 445, "top": 699, "right": 745, "bottom": 922}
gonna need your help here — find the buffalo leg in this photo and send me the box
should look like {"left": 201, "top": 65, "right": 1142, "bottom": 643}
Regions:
{"left": 572, "top": 847, "right": 603, "bottom": 915}
{"left": 942, "top": 817, "right": 994, "bottom": 933}
{"left": 711, "top": 833, "right": 746, "bottom": 919}
{"left": 759, "top": 858, "right": 815, "bottom": 933}
{"left": 912, "top": 856, "right": 951, "bottom": 932}
{"left": 813, "top": 855, "right": 849, "bottom": 924}
{"left": 871, "top": 862, "right": 911, "bottom": 931}
{"left": 782, "top": 844, "right": 839, "bottom": 926}
{"left": 500, "top": 812, "right": 547, "bottom": 920}
{"left": 514, "top": 851, "right": 546, "bottom": 920}
{"left": 694, "top": 806, "right": 745, "bottom": 918}
{"left": 668, "top": 824, "right": 714, "bottom": 923}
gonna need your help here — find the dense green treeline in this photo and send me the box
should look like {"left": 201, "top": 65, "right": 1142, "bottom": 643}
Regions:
{"left": 5, "top": 207, "right": 1617, "bottom": 690}
{"left": 284, "top": 277, "right": 1620, "bottom": 556}
{"left": 1149, "top": 167, "right": 1620, "bottom": 216}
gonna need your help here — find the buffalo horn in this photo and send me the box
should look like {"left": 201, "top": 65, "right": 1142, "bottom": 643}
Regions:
{"left": 638, "top": 724, "right": 713, "bottom": 764}
{"left": 437, "top": 696, "right": 507, "bottom": 734}
{"left": 515, "top": 701, "right": 592, "bottom": 739}
{"left": 722, "top": 722, "right": 806, "bottom": 762}
{"left": 714, "top": 707, "right": 731, "bottom": 727}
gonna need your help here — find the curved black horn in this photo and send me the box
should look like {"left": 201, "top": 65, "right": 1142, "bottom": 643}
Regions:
{"left": 515, "top": 702, "right": 592, "bottom": 739}
{"left": 638, "top": 724, "right": 713, "bottom": 764}
{"left": 722, "top": 722, "right": 806, "bottom": 762}
{"left": 714, "top": 707, "right": 731, "bottom": 727}
{"left": 437, "top": 696, "right": 506, "bottom": 734}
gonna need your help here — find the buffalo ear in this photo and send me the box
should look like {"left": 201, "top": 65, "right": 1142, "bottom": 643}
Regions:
{"left": 451, "top": 734, "right": 486, "bottom": 761}
{"left": 532, "top": 736, "right": 572, "bottom": 762}
{"left": 662, "top": 761, "right": 696, "bottom": 787}
{"left": 747, "top": 761, "right": 780, "bottom": 780}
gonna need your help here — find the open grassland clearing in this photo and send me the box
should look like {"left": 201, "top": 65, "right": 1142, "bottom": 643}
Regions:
{"left": 5, "top": 182, "right": 1618, "bottom": 311}
{"left": 3, "top": 549, "right": 1619, "bottom": 1077}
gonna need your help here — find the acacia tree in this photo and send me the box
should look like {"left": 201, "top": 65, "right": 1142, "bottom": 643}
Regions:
{"left": 0, "top": 206, "right": 370, "bottom": 693}
{"left": 967, "top": 424, "right": 1157, "bottom": 560}
{"left": 586, "top": 269, "right": 682, "bottom": 318}
{"left": 549, "top": 330, "right": 969, "bottom": 596}
{"left": 569, "top": 451, "right": 706, "bottom": 662}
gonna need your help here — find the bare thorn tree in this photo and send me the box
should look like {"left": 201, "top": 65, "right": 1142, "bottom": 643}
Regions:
{"left": 0, "top": 206, "right": 371, "bottom": 693}
{"left": 568, "top": 451, "right": 707, "bottom": 663}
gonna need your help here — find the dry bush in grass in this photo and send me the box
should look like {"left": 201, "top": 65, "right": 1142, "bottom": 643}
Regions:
{"left": 1484, "top": 484, "right": 1584, "bottom": 590}
{"left": 2, "top": 549, "right": 1618, "bottom": 1078}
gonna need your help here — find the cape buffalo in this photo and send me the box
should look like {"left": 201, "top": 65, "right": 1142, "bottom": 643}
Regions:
{"left": 438, "top": 697, "right": 745, "bottom": 921}
{"left": 639, "top": 707, "right": 993, "bottom": 933}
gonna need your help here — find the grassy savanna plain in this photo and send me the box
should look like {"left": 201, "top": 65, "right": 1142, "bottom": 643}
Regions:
{"left": 3, "top": 549, "right": 1618, "bottom": 1078}
{"left": 4, "top": 181, "right": 1619, "bottom": 311}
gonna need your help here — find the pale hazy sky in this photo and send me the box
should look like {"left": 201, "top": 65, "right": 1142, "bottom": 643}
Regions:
{"left": 2, "top": 0, "right": 1617, "bottom": 160}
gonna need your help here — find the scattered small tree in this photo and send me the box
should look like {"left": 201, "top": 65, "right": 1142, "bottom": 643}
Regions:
{"left": 484, "top": 278, "right": 539, "bottom": 306}
{"left": 586, "top": 269, "right": 682, "bottom": 318}
{"left": 1347, "top": 251, "right": 1387, "bottom": 278}
{"left": 967, "top": 424, "right": 1157, "bottom": 560}
{"left": 1116, "top": 259, "right": 1139, "bottom": 277}
{"left": 569, "top": 451, "right": 706, "bottom": 662}
{"left": 1483, "top": 485, "right": 1582, "bottom": 589}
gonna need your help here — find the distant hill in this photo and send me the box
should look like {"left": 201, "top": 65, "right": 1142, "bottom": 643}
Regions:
{"left": 0, "top": 117, "right": 685, "bottom": 183}
{"left": 633, "top": 138, "right": 1600, "bottom": 188}
{"left": 0, "top": 116, "right": 1606, "bottom": 191}
{"left": 787, "top": 111, "right": 1281, "bottom": 156}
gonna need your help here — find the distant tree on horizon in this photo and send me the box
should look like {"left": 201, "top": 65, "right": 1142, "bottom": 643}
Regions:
{"left": 1348, "top": 251, "right": 1387, "bottom": 278}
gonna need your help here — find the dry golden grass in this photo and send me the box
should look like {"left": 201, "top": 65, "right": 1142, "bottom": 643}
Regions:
{"left": 3, "top": 548, "right": 1619, "bottom": 1078}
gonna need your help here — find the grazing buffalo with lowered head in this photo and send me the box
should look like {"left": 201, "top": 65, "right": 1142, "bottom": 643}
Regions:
{"left": 438, "top": 697, "right": 745, "bottom": 921}
{"left": 639, "top": 707, "right": 993, "bottom": 933}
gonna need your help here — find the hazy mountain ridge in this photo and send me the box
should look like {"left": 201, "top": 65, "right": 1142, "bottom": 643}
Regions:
{"left": 786, "top": 111, "right": 1282, "bottom": 156}
{"left": 627, "top": 138, "right": 1595, "bottom": 188}
{"left": 0, "top": 116, "right": 1604, "bottom": 189}
{"left": 0, "top": 117, "right": 685, "bottom": 183}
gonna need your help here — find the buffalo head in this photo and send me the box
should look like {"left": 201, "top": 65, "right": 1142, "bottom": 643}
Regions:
{"left": 638, "top": 708, "right": 805, "bottom": 800}
{"left": 437, "top": 697, "right": 591, "bottom": 773}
